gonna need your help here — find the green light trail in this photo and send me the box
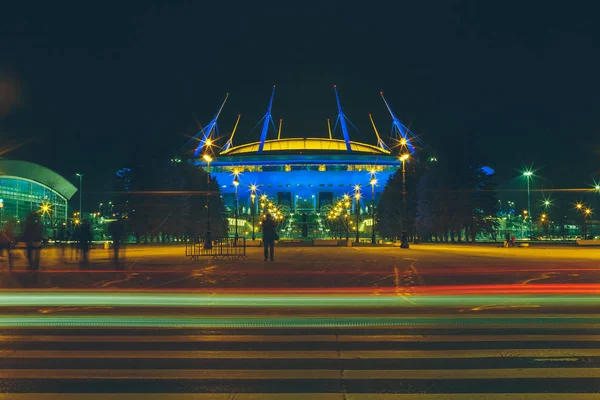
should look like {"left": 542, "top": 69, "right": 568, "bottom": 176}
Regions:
{"left": 0, "top": 292, "right": 598, "bottom": 308}
{"left": 1, "top": 315, "right": 600, "bottom": 328}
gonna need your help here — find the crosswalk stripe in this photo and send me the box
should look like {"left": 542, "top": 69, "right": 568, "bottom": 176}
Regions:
{"left": 1, "top": 334, "right": 599, "bottom": 342}
{"left": 0, "top": 368, "right": 599, "bottom": 379}
{"left": 3, "top": 348, "right": 600, "bottom": 359}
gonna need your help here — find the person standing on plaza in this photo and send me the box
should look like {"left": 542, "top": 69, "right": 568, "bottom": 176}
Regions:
{"left": 262, "top": 213, "right": 278, "bottom": 262}
{"left": 0, "top": 217, "right": 16, "bottom": 270}
{"left": 23, "top": 212, "right": 42, "bottom": 270}
{"left": 79, "top": 220, "right": 93, "bottom": 269}
{"left": 109, "top": 218, "right": 125, "bottom": 269}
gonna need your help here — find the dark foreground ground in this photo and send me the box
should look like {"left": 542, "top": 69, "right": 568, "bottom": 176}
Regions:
{"left": 1, "top": 320, "right": 600, "bottom": 398}
{"left": 0, "top": 244, "right": 599, "bottom": 397}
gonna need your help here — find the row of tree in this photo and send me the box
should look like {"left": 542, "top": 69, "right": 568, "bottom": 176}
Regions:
{"left": 114, "top": 157, "right": 228, "bottom": 243}
{"left": 377, "top": 135, "right": 499, "bottom": 242}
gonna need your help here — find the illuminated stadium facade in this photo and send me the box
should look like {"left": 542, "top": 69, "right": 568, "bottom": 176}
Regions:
{"left": 189, "top": 87, "right": 420, "bottom": 239}
{"left": 0, "top": 159, "right": 77, "bottom": 234}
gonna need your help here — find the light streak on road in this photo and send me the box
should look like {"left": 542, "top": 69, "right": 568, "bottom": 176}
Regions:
{"left": 1, "top": 315, "right": 600, "bottom": 328}
{"left": 0, "top": 290, "right": 598, "bottom": 308}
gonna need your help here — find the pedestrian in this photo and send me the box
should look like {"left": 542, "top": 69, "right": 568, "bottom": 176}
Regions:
{"left": 504, "top": 232, "right": 510, "bottom": 248}
{"left": 69, "top": 227, "right": 79, "bottom": 262}
{"left": 109, "top": 218, "right": 125, "bottom": 270}
{"left": 23, "top": 212, "right": 42, "bottom": 270}
{"left": 511, "top": 234, "right": 516, "bottom": 248}
{"left": 79, "top": 220, "right": 93, "bottom": 269}
{"left": 0, "top": 218, "right": 16, "bottom": 270}
{"left": 261, "top": 213, "right": 278, "bottom": 262}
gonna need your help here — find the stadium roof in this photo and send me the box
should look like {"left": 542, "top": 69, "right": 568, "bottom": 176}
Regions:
{"left": 219, "top": 138, "right": 390, "bottom": 156}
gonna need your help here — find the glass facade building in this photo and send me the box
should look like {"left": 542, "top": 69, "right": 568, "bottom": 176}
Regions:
{"left": 0, "top": 159, "right": 77, "bottom": 235}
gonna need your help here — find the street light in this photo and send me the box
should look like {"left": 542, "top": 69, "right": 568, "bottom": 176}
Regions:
{"left": 354, "top": 185, "right": 361, "bottom": 243}
{"left": 76, "top": 173, "right": 83, "bottom": 219}
{"left": 250, "top": 185, "right": 257, "bottom": 240}
{"left": 584, "top": 208, "right": 592, "bottom": 239}
{"left": 522, "top": 170, "right": 533, "bottom": 236}
{"left": 233, "top": 174, "right": 240, "bottom": 243}
{"left": 202, "top": 154, "right": 213, "bottom": 250}
{"left": 369, "top": 173, "right": 377, "bottom": 244}
{"left": 399, "top": 153, "right": 410, "bottom": 248}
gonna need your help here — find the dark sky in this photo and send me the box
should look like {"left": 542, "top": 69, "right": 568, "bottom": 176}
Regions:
{"left": 2, "top": 1, "right": 600, "bottom": 208}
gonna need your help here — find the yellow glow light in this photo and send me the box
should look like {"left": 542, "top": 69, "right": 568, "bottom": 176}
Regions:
{"left": 202, "top": 154, "right": 213, "bottom": 163}
{"left": 399, "top": 154, "right": 409, "bottom": 162}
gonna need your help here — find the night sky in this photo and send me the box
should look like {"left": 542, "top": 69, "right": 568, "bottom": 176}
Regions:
{"left": 2, "top": 2, "right": 599, "bottom": 209}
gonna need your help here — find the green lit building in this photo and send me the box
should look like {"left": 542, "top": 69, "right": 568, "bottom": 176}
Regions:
{"left": 0, "top": 159, "right": 77, "bottom": 234}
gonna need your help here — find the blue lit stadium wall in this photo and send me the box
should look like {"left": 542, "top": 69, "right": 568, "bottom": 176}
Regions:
{"left": 210, "top": 159, "right": 398, "bottom": 213}
{"left": 192, "top": 139, "right": 402, "bottom": 238}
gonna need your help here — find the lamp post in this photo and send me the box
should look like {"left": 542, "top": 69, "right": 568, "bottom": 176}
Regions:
{"left": 233, "top": 175, "right": 239, "bottom": 243}
{"left": 250, "top": 185, "right": 257, "bottom": 240}
{"left": 399, "top": 154, "right": 410, "bottom": 248}
{"left": 76, "top": 173, "right": 83, "bottom": 218}
{"left": 369, "top": 172, "right": 377, "bottom": 244}
{"left": 354, "top": 185, "right": 361, "bottom": 243}
{"left": 203, "top": 154, "right": 213, "bottom": 250}
{"left": 584, "top": 207, "right": 592, "bottom": 239}
{"left": 523, "top": 170, "right": 533, "bottom": 237}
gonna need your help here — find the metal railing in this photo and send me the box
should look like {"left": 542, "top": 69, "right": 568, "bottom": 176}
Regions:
{"left": 185, "top": 237, "right": 246, "bottom": 261}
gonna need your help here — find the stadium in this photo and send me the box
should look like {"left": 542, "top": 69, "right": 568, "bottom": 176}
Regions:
{"left": 189, "top": 87, "right": 421, "bottom": 240}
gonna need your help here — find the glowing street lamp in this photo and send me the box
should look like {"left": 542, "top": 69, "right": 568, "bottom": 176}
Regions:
{"left": 76, "top": 173, "right": 83, "bottom": 221}
{"left": 584, "top": 208, "right": 593, "bottom": 239}
{"left": 233, "top": 175, "right": 240, "bottom": 243}
{"left": 203, "top": 154, "right": 213, "bottom": 250}
{"left": 399, "top": 153, "right": 410, "bottom": 248}
{"left": 369, "top": 173, "right": 377, "bottom": 244}
{"left": 522, "top": 170, "right": 533, "bottom": 236}
{"left": 250, "top": 185, "right": 257, "bottom": 240}
{"left": 354, "top": 185, "right": 361, "bottom": 243}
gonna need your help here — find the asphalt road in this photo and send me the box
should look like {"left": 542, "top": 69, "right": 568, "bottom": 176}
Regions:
{"left": 0, "top": 321, "right": 599, "bottom": 397}
{"left": 1, "top": 244, "right": 599, "bottom": 289}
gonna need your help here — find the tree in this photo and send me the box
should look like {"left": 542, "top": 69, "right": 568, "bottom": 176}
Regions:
{"left": 115, "top": 158, "right": 228, "bottom": 243}
{"left": 378, "top": 133, "right": 499, "bottom": 242}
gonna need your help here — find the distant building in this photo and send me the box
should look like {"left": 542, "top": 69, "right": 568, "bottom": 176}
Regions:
{"left": 0, "top": 159, "right": 77, "bottom": 234}
{"left": 188, "top": 87, "right": 418, "bottom": 239}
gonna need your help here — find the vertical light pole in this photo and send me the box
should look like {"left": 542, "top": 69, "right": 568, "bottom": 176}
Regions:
{"left": 250, "top": 185, "right": 257, "bottom": 240}
{"left": 76, "top": 173, "right": 83, "bottom": 218}
{"left": 592, "top": 183, "right": 600, "bottom": 235}
{"left": 369, "top": 172, "right": 377, "bottom": 244}
{"left": 523, "top": 170, "right": 533, "bottom": 237}
{"left": 584, "top": 208, "right": 592, "bottom": 239}
{"left": 354, "top": 185, "right": 361, "bottom": 243}
{"left": 399, "top": 154, "right": 410, "bottom": 248}
{"left": 203, "top": 154, "right": 213, "bottom": 250}
{"left": 233, "top": 175, "right": 239, "bottom": 243}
